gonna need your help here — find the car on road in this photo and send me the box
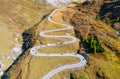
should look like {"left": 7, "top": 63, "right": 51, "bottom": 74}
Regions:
{"left": 56, "top": 42, "right": 64, "bottom": 45}
{"left": 46, "top": 43, "right": 51, "bottom": 46}
{"left": 66, "top": 33, "right": 70, "bottom": 36}
{"left": 75, "top": 54, "right": 77, "bottom": 55}
{"left": 59, "top": 42, "right": 64, "bottom": 44}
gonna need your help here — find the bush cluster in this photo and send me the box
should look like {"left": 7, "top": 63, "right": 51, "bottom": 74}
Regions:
{"left": 84, "top": 35, "right": 105, "bottom": 53}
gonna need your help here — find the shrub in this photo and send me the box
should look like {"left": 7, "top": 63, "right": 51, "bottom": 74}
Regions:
{"left": 72, "top": 1, "right": 79, "bottom": 4}
{"left": 84, "top": 35, "right": 105, "bottom": 53}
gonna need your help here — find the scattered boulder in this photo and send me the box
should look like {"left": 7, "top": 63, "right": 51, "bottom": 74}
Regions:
{"left": 96, "top": 68, "right": 106, "bottom": 79}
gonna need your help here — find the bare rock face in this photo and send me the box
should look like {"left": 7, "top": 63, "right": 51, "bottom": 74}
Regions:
{"left": 99, "top": 0, "right": 120, "bottom": 21}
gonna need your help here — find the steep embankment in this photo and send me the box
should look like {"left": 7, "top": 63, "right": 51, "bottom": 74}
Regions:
{"left": 0, "top": 0, "right": 55, "bottom": 78}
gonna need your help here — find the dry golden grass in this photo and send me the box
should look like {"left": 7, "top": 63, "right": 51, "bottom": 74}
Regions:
{"left": 98, "top": 46, "right": 120, "bottom": 79}
{"left": 103, "top": 45, "right": 119, "bottom": 61}
{"left": 34, "top": 13, "right": 79, "bottom": 53}
{"left": 45, "top": 28, "right": 75, "bottom": 36}
{"left": 28, "top": 56, "right": 79, "bottom": 79}
{"left": 72, "top": 44, "right": 120, "bottom": 79}
{"left": 77, "top": 55, "right": 120, "bottom": 79}
{"left": 37, "top": 42, "right": 79, "bottom": 54}
{"left": 96, "top": 58, "right": 120, "bottom": 79}
{"left": 2, "top": 57, "right": 13, "bottom": 70}
{"left": 100, "top": 35, "right": 120, "bottom": 51}
{"left": 0, "top": 0, "right": 55, "bottom": 55}
{"left": 0, "top": 28, "right": 14, "bottom": 56}
{"left": 0, "top": 1, "right": 55, "bottom": 78}
{"left": 0, "top": 0, "right": 55, "bottom": 56}
{"left": 27, "top": 7, "right": 80, "bottom": 79}
{"left": 52, "top": 4, "right": 120, "bottom": 79}
{"left": 52, "top": 7, "right": 76, "bottom": 24}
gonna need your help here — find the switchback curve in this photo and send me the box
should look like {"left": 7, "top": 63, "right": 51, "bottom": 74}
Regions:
{"left": 30, "top": 9, "right": 86, "bottom": 79}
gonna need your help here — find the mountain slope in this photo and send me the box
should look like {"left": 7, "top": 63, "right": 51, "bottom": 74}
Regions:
{"left": 1, "top": 0, "right": 120, "bottom": 79}
{"left": 0, "top": 0, "right": 55, "bottom": 77}
{"left": 51, "top": 0, "right": 120, "bottom": 79}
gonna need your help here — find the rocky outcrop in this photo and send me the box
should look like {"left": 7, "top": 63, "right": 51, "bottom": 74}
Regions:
{"left": 99, "top": 1, "right": 120, "bottom": 21}
{"left": 22, "top": 29, "right": 36, "bottom": 52}
{"left": 98, "top": 0, "right": 120, "bottom": 37}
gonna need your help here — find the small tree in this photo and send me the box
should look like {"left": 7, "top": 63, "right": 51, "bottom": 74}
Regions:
{"left": 84, "top": 35, "right": 105, "bottom": 53}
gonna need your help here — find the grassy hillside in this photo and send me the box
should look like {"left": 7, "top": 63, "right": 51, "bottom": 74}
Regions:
{"left": 2, "top": 0, "right": 120, "bottom": 79}
{"left": 70, "top": 1, "right": 120, "bottom": 79}
{"left": 48, "top": 0, "right": 120, "bottom": 79}
{"left": 0, "top": 0, "right": 55, "bottom": 56}
{"left": 23, "top": 11, "right": 80, "bottom": 79}
{"left": 2, "top": 4, "right": 80, "bottom": 79}
{"left": 0, "top": 0, "right": 55, "bottom": 78}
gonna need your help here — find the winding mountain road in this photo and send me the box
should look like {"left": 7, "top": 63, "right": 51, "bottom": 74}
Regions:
{"left": 30, "top": 9, "right": 86, "bottom": 79}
